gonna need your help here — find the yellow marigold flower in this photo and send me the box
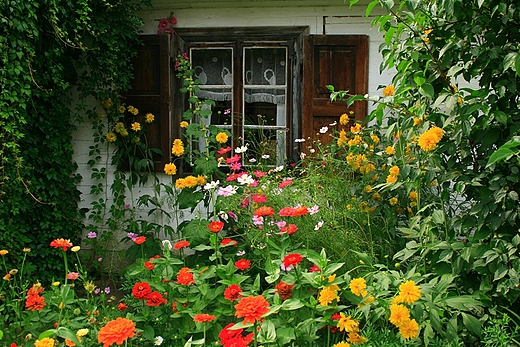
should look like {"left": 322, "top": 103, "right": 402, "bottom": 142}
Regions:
{"left": 180, "top": 121, "right": 189, "bottom": 128}
{"left": 347, "top": 331, "right": 368, "bottom": 344}
{"left": 386, "top": 174, "right": 398, "bottom": 183}
{"left": 120, "top": 129, "right": 128, "bottom": 137}
{"left": 409, "top": 191, "right": 417, "bottom": 201}
{"left": 398, "top": 280, "right": 421, "bottom": 304}
{"left": 172, "top": 145, "right": 184, "bottom": 157}
{"left": 364, "top": 185, "right": 372, "bottom": 193}
{"left": 164, "top": 163, "right": 177, "bottom": 176}
{"left": 337, "top": 313, "right": 359, "bottom": 333}
{"left": 77, "top": 328, "right": 89, "bottom": 337}
{"left": 145, "top": 113, "right": 155, "bottom": 123}
{"left": 114, "top": 122, "right": 125, "bottom": 133}
{"left": 175, "top": 178, "right": 186, "bottom": 189}
{"left": 349, "top": 278, "right": 366, "bottom": 296}
{"left": 350, "top": 123, "right": 362, "bottom": 134}
{"left": 389, "top": 197, "right": 398, "bottom": 206}
{"left": 184, "top": 175, "right": 198, "bottom": 188}
{"left": 0, "top": 250, "right": 8, "bottom": 256}
{"left": 102, "top": 98, "right": 113, "bottom": 109}
{"left": 340, "top": 113, "right": 350, "bottom": 125}
{"left": 389, "top": 304, "right": 410, "bottom": 327}
{"left": 372, "top": 192, "right": 381, "bottom": 201}
{"left": 413, "top": 117, "right": 422, "bottom": 126}
{"left": 318, "top": 286, "right": 340, "bottom": 306}
{"left": 385, "top": 146, "right": 396, "bottom": 155}
{"left": 119, "top": 106, "right": 126, "bottom": 113}
{"left": 71, "top": 246, "right": 80, "bottom": 252}
{"left": 333, "top": 342, "right": 351, "bottom": 347}
{"left": 196, "top": 175, "right": 206, "bottom": 186}
{"left": 370, "top": 134, "right": 380, "bottom": 144}
{"left": 34, "top": 337, "right": 55, "bottom": 347}
{"left": 383, "top": 84, "right": 395, "bottom": 97}
{"left": 348, "top": 135, "right": 362, "bottom": 147}
{"left": 389, "top": 166, "right": 400, "bottom": 176}
{"left": 399, "top": 318, "right": 420, "bottom": 340}
{"left": 360, "top": 163, "right": 375, "bottom": 174}
{"left": 216, "top": 132, "right": 229, "bottom": 144}
{"left": 127, "top": 105, "right": 139, "bottom": 115}
{"left": 131, "top": 122, "right": 141, "bottom": 131}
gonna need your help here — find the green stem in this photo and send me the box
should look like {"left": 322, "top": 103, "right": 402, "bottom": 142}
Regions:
{"left": 253, "top": 321, "right": 258, "bottom": 347}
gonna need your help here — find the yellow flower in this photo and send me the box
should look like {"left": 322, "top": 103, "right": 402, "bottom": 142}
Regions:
{"left": 172, "top": 139, "right": 184, "bottom": 156}
{"left": 71, "top": 246, "right": 80, "bottom": 252}
{"left": 318, "top": 286, "right": 340, "bottom": 306}
{"left": 364, "top": 185, "right": 372, "bottom": 193}
{"left": 370, "top": 134, "right": 380, "bottom": 144}
{"left": 418, "top": 127, "right": 443, "bottom": 151}
{"left": 145, "top": 113, "right": 155, "bottom": 123}
{"left": 184, "top": 175, "right": 198, "bottom": 188}
{"left": 413, "top": 117, "right": 422, "bottom": 126}
{"left": 340, "top": 113, "right": 350, "bottom": 125}
{"left": 102, "top": 98, "right": 113, "bottom": 109}
{"left": 34, "top": 337, "right": 55, "bottom": 347}
{"left": 333, "top": 342, "right": 351, "bottom": 347}
{"left": 164, "top": 163, "right": 177, "bottom": 176}
{"left": 350, "top": 123, "right": 362, "bottom": 134}
{"left": 385, "top": 146, "right": 396, "bottom": 155}
{"left": 399, "top": 318, "right": 420, "bottom": 339}
{"left": 119, "top": 106, "right": 126, "bottom": 113}
{"left": 9, "top": 269, "right": 18, "bottom": 275}
{"left": 196, "top": 175, "right": 207, "bottom": 186}
{"left": 52, "top": 281, "right": 60, "bottom": 286}
{"left": 127, "top": 105, "right": 139, "bottom": 115}
{"left": 347, "top": 332, "right": 368, "bottom": 345}
{"left": 337, "top": 313, "right": 359, "bottom": 333}
{"left": 349, "top": 278, "right": 366, "bottom": 296}
{"left": 386, "top": 174, "right": 398, "bottom": 183}
{"left": 409, "top": 191, "right": 417, "bottom": 201}
{"left": 389, "top": 166, "right": 400, "bottom": 176}
{"left": 175, "top": 178, "right": 186, "bottom": 189}
{"left": 398, "top": 280, "right": 421, "bottom": 304}
{"left": 360, "top": 163, "right": 375, "bottom": 174}
{"left": 0, "top": 250, "right": 8, "bottom": 256}
{"left": 372, "top": 192, "right": 381, "bottom": 201}
{"left": 84, "top": 281, "right": 96, "bottom": 293}
{"left": 131, "top": 122, "right": 141, "bottom": 131}
{"left": 180, "top": 121, "right": 189, "bottom": 128}
{"left": 389, "top": 304, "right": 410, "bottom": 327}
{"left": 23, "top": 248, "right": 31, "bottom": 253}
{"left": 216, "top": 132, "right": 229, "bottom": 144}
{"left": 389, "top": 197, "right": 398, "bottom": 206}
{"left": 383, "top": 84, "right": 395, "bottom": 97}
{"left": 77, "top": 329, "right": 89, "bottom": 337}
{"left": 348, "top": 135, "right": 362, "bottom": 147}
{"left": 106, "top": 132, "right": 117, "bottom": 143}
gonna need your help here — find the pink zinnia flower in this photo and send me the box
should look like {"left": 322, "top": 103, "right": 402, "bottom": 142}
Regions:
{"left": 226, "top": 154, "right": 241, "bottom": 164}
{"left": 230, "top": 162, "right": 242, "bottom": 171}
{"left": 279, "top": 179, "right": 292, "bottom": 188}
{"left": 251, "top": 194, "right": 267, "bottom": 203}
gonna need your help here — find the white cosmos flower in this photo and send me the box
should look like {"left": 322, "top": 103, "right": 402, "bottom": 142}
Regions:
{"left": 237, "top": 174, "right": 254, "bottom": 185}
{"left": 204, "top": 180, "right": 220, "bottom": 191}
{"left": 154, "top": 336, "right": 164, "bottom": 346}
{"left": 314, "top": 221, "right": 324, "bottom": 230}
{"left": 319, "top": 126, "right": 328, "bottom": 133}
{"left": 235, "top": 145, "right": 248, "bottom": 153}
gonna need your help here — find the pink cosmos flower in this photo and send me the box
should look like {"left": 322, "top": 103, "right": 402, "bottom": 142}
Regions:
{"left": 251, "top": 194, "right": 267, "bottom": 203}
{"left": 218, "top": 146, "right": 232, "bottom": 155}
{"left": 254, "top": 170, "right": 266, "bottom": 178}
{"left": 230, "top": 162, "right": 242, "bottom": 171}
{"left": 67, "top": 272, "right": 80, "bottom": 280}
{"left": 279, "top": 179, "right": 292, "bottom": 188}
{"left": 226, "top": 154, "right": 241, "bottom": 164}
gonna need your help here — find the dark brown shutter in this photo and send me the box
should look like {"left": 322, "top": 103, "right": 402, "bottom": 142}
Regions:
{"left": 126, "top": 34, "right": 171, "bottom": 172}
{"left": 302, "top": 35, "right": 368, "bottom": 146}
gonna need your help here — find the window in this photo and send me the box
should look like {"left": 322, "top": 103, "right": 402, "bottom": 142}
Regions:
{"left": 126, "top": 29, "right": 368, "bottom": 172}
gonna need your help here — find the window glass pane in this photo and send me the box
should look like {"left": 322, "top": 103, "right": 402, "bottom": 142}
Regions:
{"left": 244, "top": 47, "right": 286, "bottom": 86}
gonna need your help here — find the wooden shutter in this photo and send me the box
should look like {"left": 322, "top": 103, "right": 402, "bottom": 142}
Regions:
{"left": 302, "top": 35, "right": 368, "bottom": 146}
{"left": 126, "top": 34, "right": 171, "bottom": 172}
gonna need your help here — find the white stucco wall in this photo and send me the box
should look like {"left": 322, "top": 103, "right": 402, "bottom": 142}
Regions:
{"left": 72, "top": 2, "right": 393, "bottom": 234}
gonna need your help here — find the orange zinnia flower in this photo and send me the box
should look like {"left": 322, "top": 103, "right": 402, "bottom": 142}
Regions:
{"left": 176, "top": 267, "right": 195, "bottom": 286}
{"left": 207, "top": 221, "right": 224, "bottom": 233}
{"left": 50, "top": 238, "right": 73, "bottom": 251}
{"left": 194, "top": 313, "right": 217, "bottom": 323}
{"left": 134, "top": 236, "right": 146, "bottom": 245}
{"left": 292, "top": 205, "right": 309, "bottom": 217}
{"left": 97, "top": 317, "right": 136, "bottom": 347}
{"left": 117, "top": 302, "right": 128, "bottom": 311}
{"left": 224, "top": 284, "right": 243, "bottom": 302}
{"left": 27, "top": 283, "right": 44, "bottom": 296}
{"left": 25, "top": 294, "right": 46, "bottom": 311}
{"left": 173, "top": 240, "right": 190, "bottom": 250}
{"left": 234, "top": 295, "right": 270, "bottom": 325}
{"left": 234, "top": 259, "right": 251, "bottom": 271}
{"left": 253, "top": 206, "right": 275, "bottom": 217}
{"left": 275, "top": 281, "right": 294, "bottom": 300}
{"left": 132, "top": 282, "right": 152, "bottom": 300}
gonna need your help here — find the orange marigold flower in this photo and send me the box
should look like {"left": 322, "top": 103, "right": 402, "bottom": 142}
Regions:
{"left": 318, "top": 286, "right": 339, "bottom": 306}
{"left": 34, "top": 337, "right": 55, "bottom": 347}
{"left": 340, "top": 113, "right": 350, "bottom": 125}
{"left": 349, "top": 278, "right": 366, "bottom": 296}
{"left": 97, "top": 317, "right": 136, "bottom": 347}
{"left": 134, "top": 236, "right": 146, "bottom": 245}
{"left": 224, "top": 284, "right": 243, "bottom": 302}
{"left": 0, "top": 250, "right": 8, "bottom": 256}
{"left": 386, "top": 146, "right": 396, "bottom": 155}
{"left": 173, "top": 240, "right": 190, "bottom": 250}
{"left": 275, "top": 281, "right": 294, "bottom": 300}
{"left": 25, "top": 294, "right": 46, "bottom": 311}
{"left": 399, "top": 318, "right": 420, "bottom": 340}
{"left": 216, "top": 132, "right": 229, "bottom": 144}
{"left": 234, "top": 295, "right": 270, "bottom": 325}
{"left": 283, "top": 253, "right": 303, "bottom": 268}
{"left": 132, "top": 282, "right": 152, "bottom": 300}
{"left": 386, "top": 174, "right": 398, "bottom": 183}
{"left": 234, "top": 259, "right": 251, "bottom": 271}
{"left": 176, "top": 267, "right": 195, "bottom": 286}
{"left": 418, "top": 127, "right": 443, "bottom": 151}
{"left": 207, "top": 221, "right": 224, "bottom": 233}
{"left": 50, "top": 238, "right": 73, "bottom": 251}
{"left": 253, "top": 206, "right": 275, "bottom": 217}
{"left": 194, "top": 313, "right": 217, "bottom": 323}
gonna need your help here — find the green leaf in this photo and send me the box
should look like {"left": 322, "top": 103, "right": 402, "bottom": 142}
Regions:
{"left": 515, "top": 54, "right": 520, "bottom": 77}
{"left": 366, "top": 0, "right": 379, "bottom": 16}
{"left": 444, "top": 295, "right": 482, "bottom": 311}
{"left": 259, "top": 320, "right": 276, "bottom": 343}
{"left": 503, "top": 52, "right": 518, "bottom": 72}
{"left": 462, "top": 313, "right": 482, "bottom": 336}
{"left": 486, "top": 139, "right": 520, "bottom": 167}
{"left": 419, "top": 83, "right": 434, "bottom": 98}
{"left": 413, "top": 72, "right": 426, "bottom": 86}
{"left": 276, "top": 327, "right": 295, "bottom": 345}
{"left": 143, "top": 325, "right": 155, "bottom": 341}
{"left": 432, "top": 209, "right": 445, "bottom": 224}
{"left": 281, "top": 299, "right": 304, "bottom": 310}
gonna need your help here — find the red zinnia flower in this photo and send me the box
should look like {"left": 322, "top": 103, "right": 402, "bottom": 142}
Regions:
{"left": 309, "top": 264, "right": 321, "bottom": 272}
{"left": 219, "top": 323, "right": 244, "bottom": 344}
{"left": 134, "top": 236, "right": 146, "bottom": 245}
{"left": 194, "top": 313, "right": 217, "bottom": 323}
{"left": 279, "top": 179, "right": 292, "bottom": 188}
{"left": 234, "top": 259, "right": 251, "bottom": 271}
{"left": 234, "top": 295, "right": 270, "bottom": 325}
{"left": 280, "top": 224, "right": 298, "bottom": 235}
{"left": 283, "top": 253, "right": 303, "bottom": 268}
{"left": 207, "top": 221, "right": 224, "bottom": 233}
{"left": 224, "top": 284, "right": 243, "bottom": 302}
{"left": 145, "top": 291, "right": 167, "bottom": 306}
{"left": 174, "top": 240, "right": 190, "bottom": 250}
{"left": 275, "top": 281, "right": 294, "bottom": 300}
{"left": 132, "top": 282, "right": 152, "bottom": 300}
{"left": 225, "top": 154, "right": 241, "bottom": 164}
{"left": 25, "top": 294, "right": 45, "bottom": 311}
{"left": 251, "top": 194, "right": 267, "bottom": 203}
{"left": 118, "top": 302, "right": 128, "bottom": 311}
{"left": 292, "top": 205, "right": 309, "bottom": 217}
{"left": 50, "top": 238, "right": 73, "bottom": 251}
{"left": 144, "top": 261, "right": 155, "bottom": 271}
{"left": 27, "top": 283, "right": 44, "bottom": 296}
{"left": 253, "top": 206, "right": 274, "bottom": 217}
{"left": 221, "top": 238, "right": 238, "bottom": 247}
{"left": 278, "top": 207, "right": 296, "bottom": 217}
{"left": 176, "top": 267, "right": 195, "bottom": 286}
{"left": 97, "top": 317, "right": 136, "bottom": 347}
